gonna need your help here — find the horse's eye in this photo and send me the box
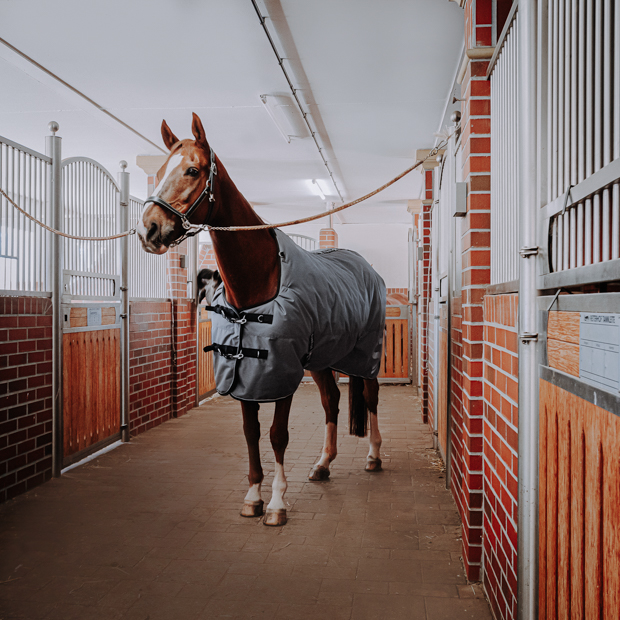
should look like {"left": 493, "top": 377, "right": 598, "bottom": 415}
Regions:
{"left": 186, "top": 167, "right": 199, "bottom": 177}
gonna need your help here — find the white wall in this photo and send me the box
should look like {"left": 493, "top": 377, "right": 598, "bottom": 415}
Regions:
{"left": 334, "top": 223, "right": 411, "bottom": 289}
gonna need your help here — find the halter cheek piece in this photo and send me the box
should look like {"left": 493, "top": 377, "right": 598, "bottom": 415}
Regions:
{"left": 143, "top": 147, "right": 217, "bottom": 247}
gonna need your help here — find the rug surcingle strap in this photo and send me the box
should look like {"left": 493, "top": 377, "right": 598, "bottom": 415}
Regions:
{"left": 204, "top": 305, "right": 273, "bottom": 325}
{"left": 204, "top": 343, "right": 269, "bottom": 360}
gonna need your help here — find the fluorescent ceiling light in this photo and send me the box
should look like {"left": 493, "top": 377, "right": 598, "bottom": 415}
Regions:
{"left": 308, "top": 179, "right": 326, "bottom": 200}
{"left": 260, "top": 94, "right": 309, "bottom": 144}
{"left": 260, "top": 94, "right": 292, "bottom": 143}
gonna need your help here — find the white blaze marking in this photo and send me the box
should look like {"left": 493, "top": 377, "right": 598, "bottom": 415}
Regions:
{"left": 316, "top": 421, "right": 337, "bottom": 469}
{"left": 136, "top": 153, "right": 184, "bottom": 240}
{"left": 153, "top": 153, "right": 183, "bottom": 196}
{"left": 267, "top": 463, "right": 287, "bottom": 512}
{"left": 367, "top": 412, "right": 382, "bottom": 460}
{"left": 245, "top": 483, "right": 262, "bottom": 504}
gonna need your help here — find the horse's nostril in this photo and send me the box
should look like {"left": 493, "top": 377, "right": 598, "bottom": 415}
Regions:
{"left": 147, "top": 221, "right": 159, "bottom": 242}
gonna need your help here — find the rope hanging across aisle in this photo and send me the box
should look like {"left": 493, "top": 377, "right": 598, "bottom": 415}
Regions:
{"left": 0, "top": 126, "right": 457, "bottom": 241}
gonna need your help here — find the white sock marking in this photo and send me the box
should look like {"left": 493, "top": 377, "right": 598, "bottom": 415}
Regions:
{"left": 244, "top": 483, "right": 262, "bottom": 504}
{"left": 267, "top": 463, "right": 287, "bottom": 512}
{"left": 368, "top": 412, "right": 382, "bottom": 460}
{"left": 316, "top": 421, "right": 337, "bottom": 469}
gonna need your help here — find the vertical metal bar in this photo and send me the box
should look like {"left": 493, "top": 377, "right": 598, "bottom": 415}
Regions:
{"left": 118, "top": 161, "right": 130, "bottom": 443}
{"left": 601, "top": 0, "right": 611, "bottom": 262}
{"left": 592, "top": 0, "right": 602, "bottom": 263}
{"left": 518, "top": 0, "right": 539, "bottom": 617}
{"left": 46, "top": 122, "right": 63, "bottom": 478}
{"left": 584, "top": 0, "right": 594, "bottom": 265}
{"left": 193, "top": 233, "right": 200, "bottom": 407}
{"left": 577, "top": 0, "right": 585, "bottom": 267}
{"left": 613, "top": 0, "right": 620, "bottom": 260}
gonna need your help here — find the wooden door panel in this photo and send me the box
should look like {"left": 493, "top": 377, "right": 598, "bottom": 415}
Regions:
{"left": 63, "top": 328, "right": 120, "bottom": 458}
{"left": 539, "top": 379, "right": 620, "bottom": 619}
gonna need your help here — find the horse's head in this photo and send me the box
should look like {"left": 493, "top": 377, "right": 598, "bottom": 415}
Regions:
{"left": 137, "top": 113, "right": 215, "bottom": 254}
{"left": 197, "top": 268, "right": 222, "bottom": 304}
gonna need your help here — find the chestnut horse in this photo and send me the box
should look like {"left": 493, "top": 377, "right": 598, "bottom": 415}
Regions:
{"left": 137, "top": 113, "right": 384, "bottom": 526}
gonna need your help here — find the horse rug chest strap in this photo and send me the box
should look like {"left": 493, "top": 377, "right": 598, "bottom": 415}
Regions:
{"left": 204, "top": 343, "right": 268, "bottom": 360}
{"left": 204, "top": 305, "right": 273, "bottom": 325}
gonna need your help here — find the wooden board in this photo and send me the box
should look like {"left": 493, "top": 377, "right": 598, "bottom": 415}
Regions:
{"left": 198, "top": 320, "right": 215, "bottom": 399}
{"left": 539, "top": 379, "right": 620, "bottom": 619}
{"left": 547, "top": 339, "right": 580, "bottom": 377}
{"left": 548, "top": 311, "right": 580, "bottom": 345}
{"left": 380, "top": 318, "right": 409, "bottom": 379}
{"left": 62, "top": 328, "right": 120, "bottom": 458}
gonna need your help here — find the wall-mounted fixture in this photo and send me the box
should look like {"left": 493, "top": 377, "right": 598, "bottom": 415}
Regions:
{"left": 453, "top": 182, "right": 467, "bottom": 217}
{"left": 308, "top": 179, "right": 326, "bottom": 200}
{"left": 260, "top": 94, "right": 308, "bottom": 143}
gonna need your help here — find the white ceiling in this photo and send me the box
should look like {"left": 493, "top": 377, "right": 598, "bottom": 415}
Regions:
{"left": 0, "top": 0, "right": 463, "bottom": 232}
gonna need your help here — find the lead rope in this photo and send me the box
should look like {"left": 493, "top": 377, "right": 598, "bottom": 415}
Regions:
{"left": 0, "top": 124, "right": 457, "bottom": 240}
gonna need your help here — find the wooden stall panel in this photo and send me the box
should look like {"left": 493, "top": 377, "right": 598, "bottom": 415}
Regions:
{"left": 547, "top": 311, "right": 580, "bottom": 377}
{"left": 198, "top": 320, "right": 215, "bottom": 398}
{"left": 380, "top": 318, "right": 409, "bottom": 379}
{"left": 539, "top": 379, "right": 620, "bottom": 620}
{"left": 62, "top": 328, "right": 120, "bottom": 458}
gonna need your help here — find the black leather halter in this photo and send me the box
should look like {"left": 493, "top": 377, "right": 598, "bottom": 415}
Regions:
{"left": 143, "top": 146, "right": 217, "bottom": 246}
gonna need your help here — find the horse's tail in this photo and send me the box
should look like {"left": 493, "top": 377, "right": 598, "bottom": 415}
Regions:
{"left": 348, "top": 376, "right": 368, "bottom": 438}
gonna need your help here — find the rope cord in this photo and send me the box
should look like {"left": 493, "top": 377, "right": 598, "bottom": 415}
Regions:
{"left": 0, "top": 126, "right": 457, "bottom": 240}
{"left": 0, "top": 187, "right": 135, "bottom": 241}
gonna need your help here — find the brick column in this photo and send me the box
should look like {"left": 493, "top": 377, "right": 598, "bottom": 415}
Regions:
{"left": 420, "top": 172, "right": 433, "bottom": 424}
{"left": 455, "top": 0, "right": 493, "bottom": 582}
{"left": 319, "top": 228, "right": 338, "bottom": 249}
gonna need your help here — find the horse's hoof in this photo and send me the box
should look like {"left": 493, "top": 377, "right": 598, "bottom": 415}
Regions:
{"left": 365, "top": 457, "right": 382, "bottom": 472}
{"left": 308, "top": 465, "right": 330, "bottom": 481}
{"left": 240, "top": 500, "right": 264, "bottom": 518}
{"left": 263, "top": 509, "right": 287, "bottom": 526}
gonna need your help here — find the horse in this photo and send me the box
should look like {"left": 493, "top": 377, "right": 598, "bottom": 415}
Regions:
{"left": 137, "top": 113, "right": 385, "bottom": 526}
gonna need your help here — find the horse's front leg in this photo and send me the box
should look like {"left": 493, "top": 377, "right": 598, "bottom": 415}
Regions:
{"left": 264, "top": 394, "right": 293, "bottom": 526}
{"left": 240, "top": 401, "right": 264, "bottom": 517}
{"left": 309, "top": 369, "right": 340, "bottom": 481}
{"left": 364, "top": 378, "right": 382, "bottom": 471}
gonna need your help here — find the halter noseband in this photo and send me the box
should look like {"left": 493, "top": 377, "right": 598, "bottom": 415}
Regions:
{"left": 143, "top": 146, "right": 217, "bottom": 247}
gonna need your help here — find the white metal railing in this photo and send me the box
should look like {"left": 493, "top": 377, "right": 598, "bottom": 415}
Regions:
{"left": 0, "top": 136, "right": 52, "bottom": 292}
{"left": 545, "top": 0, "right": 620, "bottom": 273}
{"left": 128, "top": 196, "right": 167, "bottom": 299}
{"left": 288, "top": 233, "right": 317, "bottom": 251}
{"left": 489, "top": 9, "right": 519, "bottom": 284}
{"left": 62, "top": 158, "right": 120, "bottom": 294}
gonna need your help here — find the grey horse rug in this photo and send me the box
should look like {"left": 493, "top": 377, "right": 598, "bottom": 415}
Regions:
{"left": 206, "top": 229, "right": 386, "bottom": 402}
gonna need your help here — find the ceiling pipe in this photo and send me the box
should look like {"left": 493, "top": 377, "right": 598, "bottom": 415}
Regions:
{"left": 250, "top": 0, "right": 344, "bottom": 203}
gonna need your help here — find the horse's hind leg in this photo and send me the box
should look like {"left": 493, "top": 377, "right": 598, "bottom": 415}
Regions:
{"left": 309, "top": 369, "right": 340, "bottom": 481}
{"left": 264, "top": 394, "right": 293, "bottom": 526}
{"left": 240, "top": 401, "right": 264, "bottom": 517}
{"left": 363, "top": 378, "right": 382, "bottom": 472}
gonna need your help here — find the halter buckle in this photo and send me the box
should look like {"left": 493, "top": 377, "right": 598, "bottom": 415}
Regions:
{"left": 181, "top": 217, "right": 192, "bottom": 230}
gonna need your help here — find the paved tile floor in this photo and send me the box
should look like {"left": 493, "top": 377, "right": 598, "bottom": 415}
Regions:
{"left": 0, "top": 384, "right": 493, "bottom": 620}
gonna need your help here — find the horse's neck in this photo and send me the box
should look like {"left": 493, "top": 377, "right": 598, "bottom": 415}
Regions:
{"left": 209, "top": 168, "right": 279, "bottom": 309}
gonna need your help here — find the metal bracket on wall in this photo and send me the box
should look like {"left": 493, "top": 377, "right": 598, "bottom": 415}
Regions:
{"left": 519, "top": 246, "right": 540, "bottom": 258}
{"left": 519, "top": 332, "right": 539, "bottom": 344}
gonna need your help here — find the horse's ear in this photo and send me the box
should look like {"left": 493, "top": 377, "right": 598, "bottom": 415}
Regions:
{"left": 191, "top": 113, "right": 209, "bottom": 149}
{"left": 161, "top": 120, "right": 179, "bottom": 151}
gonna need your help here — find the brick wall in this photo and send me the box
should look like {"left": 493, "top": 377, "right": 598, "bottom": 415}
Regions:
{"left": 0, "top": 296, "right": 53, "bottom": 502}
{"left": 199, "top": 242, "right": 217, "bottom": 270}
{"left": 129, "top": 301, "right": 173, "bottom": 436}
{"left": 451, "top": 0, "right": 493, "bottom": 580}
{"left": 319, "top": 228, "right": 338, "bottom": 249}
{"left": 171, "top": 300, "right": 196, "bottom": 418}
{"left": 483, "top": 293, "right": 518, "bottom": 620}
